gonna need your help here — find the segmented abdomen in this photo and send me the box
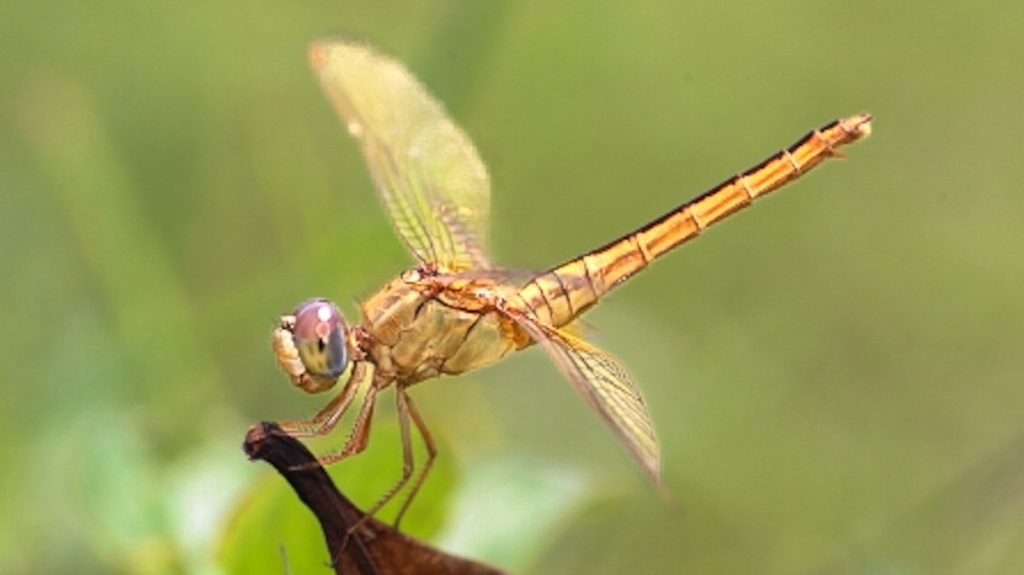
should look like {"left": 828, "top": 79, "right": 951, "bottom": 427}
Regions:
{"left": 518, "top": 114, "right": 872, "bottom": 328}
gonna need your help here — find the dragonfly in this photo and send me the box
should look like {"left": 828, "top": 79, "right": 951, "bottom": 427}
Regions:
{"left": 272, "top": 38, "right": 872, "bottom": 524}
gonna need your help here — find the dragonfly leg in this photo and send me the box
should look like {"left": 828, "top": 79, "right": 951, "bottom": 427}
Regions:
{"left": 276, "top": 362, "right": 366, "bottom": 438}
{"left": 357, "top": 385, "right": 417, "bottom": 524}
{"left": 392, "top": 391, "right": 436, "bottom": 529}
{"left": 317, "top": 377, "right": 380, "bottom": 466}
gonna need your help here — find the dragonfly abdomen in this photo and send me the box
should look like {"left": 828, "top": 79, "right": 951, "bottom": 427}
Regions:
{"left": 521, "top": 114, "right": 872, "bottom": 327}
{"left": 518, "top": 264, "right": 600, "bottom": 328}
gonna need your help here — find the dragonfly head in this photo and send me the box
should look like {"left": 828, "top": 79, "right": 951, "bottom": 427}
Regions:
{"left": 273, "top": 298, "right": 349, "bottom": 393}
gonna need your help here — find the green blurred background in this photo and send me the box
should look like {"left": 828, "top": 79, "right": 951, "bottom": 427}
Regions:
{"left": 3, "top": 1, "right": 1023, "bottom": 574}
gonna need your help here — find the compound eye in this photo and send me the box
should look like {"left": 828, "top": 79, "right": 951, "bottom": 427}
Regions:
{"left": 292, "top": 299, "right": 348, "bottom": 379}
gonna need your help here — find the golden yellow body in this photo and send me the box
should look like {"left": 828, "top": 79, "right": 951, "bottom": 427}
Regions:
{"left": 270, "top": 39, "right": 872, "bottom": 524}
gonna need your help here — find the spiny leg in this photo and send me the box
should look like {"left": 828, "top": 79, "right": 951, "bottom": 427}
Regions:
{"left": 317, "top": 378, "right": 380, "bottom": 466}
{"left": 393, "top": 392, "right": 437, "bottom": 529}
{"left": 358, "top": 385, "right": 418, "bottom": 524}
{"left": 287, "top": 381, "right": 380, "bottom": 473}
{"left": 322, "top": 379, "right": 387, "bottom": 563}
{"left": 277, "top": 362, "right": 367, "bottom": 438}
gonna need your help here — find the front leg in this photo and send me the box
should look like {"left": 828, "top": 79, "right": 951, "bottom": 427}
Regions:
{"left": 315, "top": 373, "right": 389, "bottom": 466}
{"left": 277, "top": 361, "right": 367, "bottom": 438}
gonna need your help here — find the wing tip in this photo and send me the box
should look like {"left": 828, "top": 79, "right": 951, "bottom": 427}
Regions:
{"left": 308, "top": 41, "right": 330, "bottom": 72}
{"left": 309, "top": 37, "right": 384, "bottom": 73}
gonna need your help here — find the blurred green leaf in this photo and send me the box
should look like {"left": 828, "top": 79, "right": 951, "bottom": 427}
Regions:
{"left": 217, "top": 473, "right": 325, "bottom": 575}
{"left": 438, "top": 456, "right": 595, "bottom": 573}
{"left": 166, "top": 435, "right": 259, "bottom": 575}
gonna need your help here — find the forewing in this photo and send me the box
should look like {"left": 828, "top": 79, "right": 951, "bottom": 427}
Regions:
{"left": 311, "top": 40, "right": 492, "bottom": 271}
{"left": 507, "top": 311, "right": 660, "bottom": 484}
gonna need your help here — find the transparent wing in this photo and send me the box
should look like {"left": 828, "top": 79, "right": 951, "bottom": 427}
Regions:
{"left": 311, "top": 39, "right": 492, "bottom": 271}
{"left": 506, "top": 310, "right": 660, "bottom": 484}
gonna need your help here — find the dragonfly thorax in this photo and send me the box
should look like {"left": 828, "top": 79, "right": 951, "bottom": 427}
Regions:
{"left": 360, "top": 272, "right": 525, "bottom": 385}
